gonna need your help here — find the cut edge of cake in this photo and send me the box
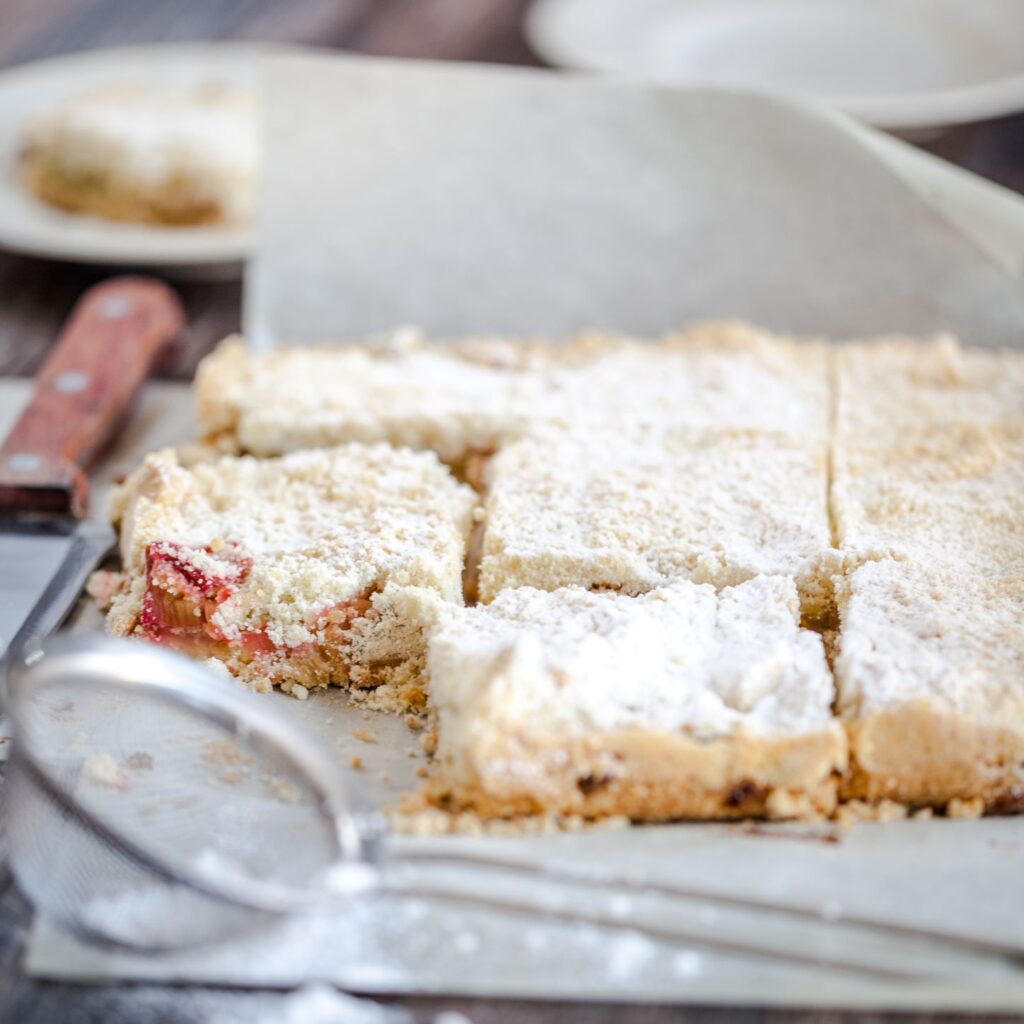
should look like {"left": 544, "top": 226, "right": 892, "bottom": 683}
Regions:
{"left": 422, "top": 577, "right": 848, "bottom": 821}
{"left": 102, "top": 445, "right": 476, "bottom": 703}
{"left": 835, "top": 560, "right": 1024, "bottom": 812}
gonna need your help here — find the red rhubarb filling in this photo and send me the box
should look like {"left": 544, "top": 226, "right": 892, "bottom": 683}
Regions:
{"left": 140, "top": 542, "right": 375, "bottom": 680}
{"left": 140, "top": 541, "right": 262, "bottom": 659}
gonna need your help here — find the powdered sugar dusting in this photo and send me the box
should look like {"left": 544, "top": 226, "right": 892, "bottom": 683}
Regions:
{"left": 430, "top": 576, "right": 837, "bottom": 743}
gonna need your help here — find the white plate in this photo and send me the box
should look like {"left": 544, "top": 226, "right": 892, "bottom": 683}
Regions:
{"left": 526, "top": 0, "right": 1024, "bottom": 130}
{"left": 0, "top": 43, "right": 265, "bottom": 275}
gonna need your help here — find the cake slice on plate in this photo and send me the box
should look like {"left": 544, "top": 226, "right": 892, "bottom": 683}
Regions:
{"left": 20, "top": 82, "right": 257, "bottom": 226}
{"left": 425, "top": 576, "right": 846, "bottom": 820}
{"left": 104, "top": 446, "right": 476, "bottom": 700}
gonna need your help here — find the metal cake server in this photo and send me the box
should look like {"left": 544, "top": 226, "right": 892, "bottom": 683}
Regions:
{"left": 0, "top": 276, "right": 184, "bottom": 660}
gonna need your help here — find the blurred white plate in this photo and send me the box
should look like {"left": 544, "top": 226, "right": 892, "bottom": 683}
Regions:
{"left": 0, "top": 43, "right": 265, "bottom": 277}
{"left": 527, "top": 0, "right": 1024, "bottom": 131}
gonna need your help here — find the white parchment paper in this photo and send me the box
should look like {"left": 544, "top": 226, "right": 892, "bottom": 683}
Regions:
{"left": 18, "top": 50, "right": 1024, "bottom": 1007}
{"left": 247, "top": 53, "right": 1024, "bottom": 347}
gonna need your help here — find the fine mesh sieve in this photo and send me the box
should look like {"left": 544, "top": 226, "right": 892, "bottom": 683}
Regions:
{"left": 3, "top": 635, "right": 1016, "bottom": 976}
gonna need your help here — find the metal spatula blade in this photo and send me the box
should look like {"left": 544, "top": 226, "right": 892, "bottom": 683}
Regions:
{"left": 0, "top": 519, "right": 115, "bottom": 659}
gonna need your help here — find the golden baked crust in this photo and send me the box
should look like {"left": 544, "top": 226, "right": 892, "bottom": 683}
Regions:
{"left": 844, "top": 702, "right": 1024, "bottom": 812}
{"left": 424, "top": 726, "right": 844, "bottom": 820}
{"left": 426, "top": 578, "right": 846, "bottom": 820}
{"left": 117, "top": 324, "right": 1024, "bottom": 821}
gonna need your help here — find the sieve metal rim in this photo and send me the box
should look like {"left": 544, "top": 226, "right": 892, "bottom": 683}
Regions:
{"left": 4, "top": 635, "right": 381, "bottom": 915}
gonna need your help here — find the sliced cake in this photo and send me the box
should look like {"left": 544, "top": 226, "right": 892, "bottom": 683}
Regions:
{"left": 832, "top": 336, "right": 1024, "bottom": 574}
{"left": 194, "top": 331, "right": 554, "bottom": 470}
{"left": 477, "top": 423, "right": 837, "bottom": 620}
{"left": 425, "top": 576, "right": 846, "bottom": 819}
{"left": 194, "top": 321, "right": 829, "bottom": 472}
{"left": 835, "top": 560, "right": 1024, "bottom": 810}
{"left": 104, "top": 446, "right": 476, "bottom": 698}
{"left": 20, "top": 82, "right": 257, "bottom": 226}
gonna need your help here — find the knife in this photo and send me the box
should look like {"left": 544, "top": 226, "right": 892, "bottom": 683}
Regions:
{"left": 0, "top": 276, "right": 184, "bottom": 660}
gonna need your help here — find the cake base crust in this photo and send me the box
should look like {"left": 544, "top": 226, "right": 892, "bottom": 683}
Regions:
{"left": 426, "top": 725, "right": 846, "bottom": 821}
{"left": 843, "top": 701, "right": 1024, "bottom": 812}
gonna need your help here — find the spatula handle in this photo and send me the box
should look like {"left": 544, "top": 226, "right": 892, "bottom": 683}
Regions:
{"left": 0, "top": 276, "right": 185, "bottom": 518}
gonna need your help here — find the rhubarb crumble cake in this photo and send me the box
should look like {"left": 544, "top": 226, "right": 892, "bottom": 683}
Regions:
{"left": 20, "top": 82, "right": 257, "bottom": 226}
{"left": 830, "top": 336, "right": 1024, "bottom": 809}
{"left": 99, "top": 322, "right": 1024, "bottom": 821}
{"left": 104, "top": 446, "right": 476, "bottom": 697}
{"left": 194, "top": 331, "right": 553, "bottom": 469}
{"left": 194, "top": 321, "right": 828, "bottom": 467}
{"left": 835, "top": 561, "right": 1024, "bottom": 811}
{"left": 831, "top": 335, "right": 1024, "bottom": 574}
{"left": 477, "top": 424, "right": 836, "bottom": 619}
{"left": 425, "top": 576, "right": 846, "bottom": 819}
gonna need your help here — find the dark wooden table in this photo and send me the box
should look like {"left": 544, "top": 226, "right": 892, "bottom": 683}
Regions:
{"left": 1, "top": 3, "right": 1022, "bottom": 1021}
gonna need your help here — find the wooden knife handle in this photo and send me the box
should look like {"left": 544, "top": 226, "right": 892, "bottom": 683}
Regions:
{"left": 0, "top": 276, "right": 185, "bottom": 518}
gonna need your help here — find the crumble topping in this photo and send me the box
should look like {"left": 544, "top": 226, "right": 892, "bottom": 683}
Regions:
{"left": 832, "top": 336, "right": 1024, "bottom": 573}
{"left": 194, "top": 321, "right": 829, "bottom": 461}
{"left": 478, "top": 424, "right": 836, "bottom": 617}
{"left": 835, "top": 561, "right": 1024, "bottom": 720}
{"left": 105, "top": 446, "right": 475, "bottom": 690}
{"left": 429, "top": 577, "right": 838, "bottom": 744}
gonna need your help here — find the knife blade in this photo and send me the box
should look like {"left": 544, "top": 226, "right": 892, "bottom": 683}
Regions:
{"left": 0, "top": 276, "right": 184, "bottom": 660}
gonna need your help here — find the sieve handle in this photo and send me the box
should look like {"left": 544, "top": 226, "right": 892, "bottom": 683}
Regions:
{"left": 379, "top": 848, "right": 1024, "bottom": 974}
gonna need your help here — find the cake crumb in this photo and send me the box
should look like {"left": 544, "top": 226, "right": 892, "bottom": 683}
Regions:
{"left": 405, "top": 714, "right": 424, "bottom": 731}
{"left": 420, "top": 730, "right": 438, "bottom": 756}
{"left": 82, "top": 753, "right": 128, "bottom": 789}
{"left": 765, "top": 789, "right": 821, "bottom": 820}
{"left": 416, "top": 765, "right": 429, "bottom": 779}
{"left": 85, "top": 570, "right": 123, "bottom": 611}
{"left": 947, "top": 796, "right": 985, "bottom": 819}
{"left": 835, "top": 799, "right": 908, "bottom": 826}
{"left": 350, "top": 755, "right": 364, "bottom": 771}
{"left": 353, "top": 729, "right": 377, "bottom": 744}
{"left": 125, "top": 752, "right": 154, "bottom": 771}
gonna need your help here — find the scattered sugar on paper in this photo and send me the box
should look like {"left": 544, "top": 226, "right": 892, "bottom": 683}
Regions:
{"left": 81, "top": 752, "right": 127, "bottom": 789}
{"left": 80, "top": 884, "right": 230, "bottom": 948}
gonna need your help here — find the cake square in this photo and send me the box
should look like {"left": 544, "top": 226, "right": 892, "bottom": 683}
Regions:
{"left": 477, "top": 425, "right": 838, "bottom": 620}
{"left": 835, "top": 560, "right": 1024, "bottom": 811}
{"left": 195, "top": 321, "right": 830, "bottom": 473}
{"left": 832, "top": 336, "right": 1024, "bottom": 573}
{"left": 552, "top": 321, "right": 830, "bottom": 442}
{"left": 194, "top": 332, "right": 553, "bottom": 468}
{"left": 104, "top": 446, "right": 476, "bottom": 698}
{"left": 426, "top": 576, "right": 846, "bottom": 820}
